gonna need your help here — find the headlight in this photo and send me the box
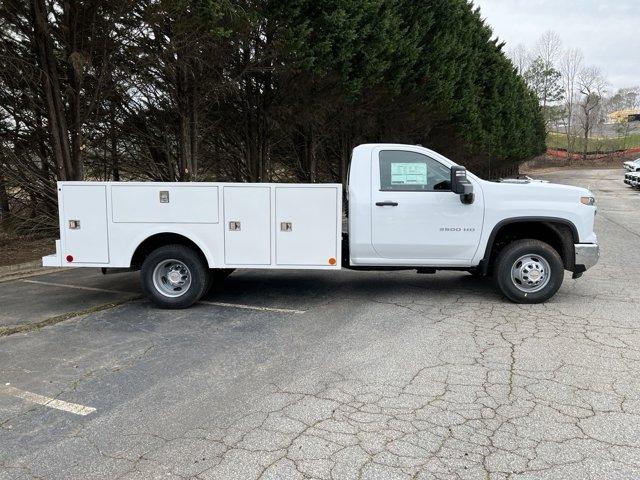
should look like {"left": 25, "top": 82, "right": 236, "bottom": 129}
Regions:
{"left": 580, "top": 196, "right": 596, "bottom": 206}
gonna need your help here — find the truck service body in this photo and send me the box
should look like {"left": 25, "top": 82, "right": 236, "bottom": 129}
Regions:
{"left": 43, "top": 144, "right": 599, "bottom": 306}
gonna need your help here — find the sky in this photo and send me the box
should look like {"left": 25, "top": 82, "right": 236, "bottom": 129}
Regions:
{"left": 472, "top": 0, "right": 640, "bottom": 91}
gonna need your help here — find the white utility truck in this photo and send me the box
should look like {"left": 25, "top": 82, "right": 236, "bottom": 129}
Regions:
{"left": 43, "top": 144, "right": 599, "bottom": 307}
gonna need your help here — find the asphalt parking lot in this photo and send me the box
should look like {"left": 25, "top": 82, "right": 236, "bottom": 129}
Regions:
{"left": 1, "top": 168, "right": 640, "bottom": 480}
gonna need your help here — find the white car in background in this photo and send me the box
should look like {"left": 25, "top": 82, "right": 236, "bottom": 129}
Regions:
{"left": 623, "top": 158, "right": 640, "bottom": 171}
{"left": 625, "top": 171, "right": 640, "bottom": 188}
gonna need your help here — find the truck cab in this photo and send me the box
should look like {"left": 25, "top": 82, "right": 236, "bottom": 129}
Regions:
{"left": 346, "top": 144, "right": 598, "bottom": 302}
{"left": 43, "top": 143, "right": 599, "bottom": 307}
{"left": 348, "top": 144, "right": 485, "bottom": 266}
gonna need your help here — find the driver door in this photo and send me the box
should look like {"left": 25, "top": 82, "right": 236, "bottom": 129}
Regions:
{"left": 371, "top": 148, "right": 484, "bottom": 263}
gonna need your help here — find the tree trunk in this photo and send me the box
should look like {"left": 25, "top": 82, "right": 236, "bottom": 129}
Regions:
{"left": 163, "top": 127, "right": 176, "bottom": 181}
{"left": 36, "top": 110, "right": 50, "bottom": 178}
{"left": 564, "top": 101, "right": 572, "bottom": 158}
{"left": 110, "top": 109, "right": 120, "bottom": 181}
{"left": 339, "top": 132, "right": 350, "bottom": 187}
{"left": 179, "top": 112, "right": 191, "bottom": 181}
{"left": 306, "top": 126, "right": 317, "bottom": 183}
{"left": 176, "top": 58, "right": 201, "bottom": 182}
{"left": 35, "top": 112, "right": 57, "bottom": 216}
{"left": 188, "top": 60, "right": 199, "bottom": 180}
{"left": 31, "top": 0, "right": 74, "bottom": 181}
{"left": 175, "top": 59, "right": 188, "bottom": 181}
{"left": 63, "top": 0, "right": 85, "bottom": 180}
{"left": 0, "top": 173, "right": 9, "bottom": 223}
{"left": 189, "top": 97, "right": 198, "bottom": 180}
{"left": 245, "top": 107, "right": 257, "bottom": 182}
{"left": 582, "top": 117, "right": 589, "bottom": 161}
{"left": 258, "top": 104, "right": 269, "bottom": 182}
{"left": 244, "top": 83, "right": 260, "bottom": 182}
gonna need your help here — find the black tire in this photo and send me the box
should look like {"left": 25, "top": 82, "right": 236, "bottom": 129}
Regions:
{"left": 140, "top": 244, "right": 208, "bottom": 308}
{"left": 494, "top": 239, "right": 564, "bottom": 304}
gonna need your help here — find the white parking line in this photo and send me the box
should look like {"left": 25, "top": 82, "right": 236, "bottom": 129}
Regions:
{"left": 20, "top": 279, "right": 305, "bottom": 314}
{"left": 199, "top": 301, "right": 305, "bottom": 314}
{"left": 21, "top": 279, "right": 131, "bottom": 295}
{"left": 0, "top": 385, "right": 96, "bottom": 416}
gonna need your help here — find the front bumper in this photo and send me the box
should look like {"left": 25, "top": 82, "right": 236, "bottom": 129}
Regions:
{"left": 573, "top": 243, "right": 599, "bottom": 275}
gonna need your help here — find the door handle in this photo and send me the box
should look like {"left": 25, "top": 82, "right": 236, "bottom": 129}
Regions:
{"left": 376, "top": 201, "right": 398, "bottom": 207}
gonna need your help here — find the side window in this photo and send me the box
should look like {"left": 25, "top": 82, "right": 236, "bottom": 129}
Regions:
{"left": 379, "top": 150, "right": 451, "bottom": 191}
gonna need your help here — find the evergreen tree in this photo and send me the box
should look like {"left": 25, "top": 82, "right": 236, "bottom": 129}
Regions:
{"left": 524, "top": 56, "right": 565, "bottom": 126}
{"left": 0, "top": 0, "right": 547, "bottom": 228}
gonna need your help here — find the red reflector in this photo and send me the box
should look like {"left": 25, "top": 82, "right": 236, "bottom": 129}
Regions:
{"left": 66, "top": 255, "right": 74, "bottom": 263}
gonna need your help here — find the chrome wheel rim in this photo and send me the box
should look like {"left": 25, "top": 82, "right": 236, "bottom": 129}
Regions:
{"left": 510, "top": 254, "right": 551, "bottom": 293}
{"left": 152, "top": 259, "right": 192, "bottom": 298}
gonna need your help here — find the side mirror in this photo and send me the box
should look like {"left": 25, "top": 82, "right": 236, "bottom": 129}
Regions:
{"left": 451, "top": 166, "right": 474, "bottom": 204}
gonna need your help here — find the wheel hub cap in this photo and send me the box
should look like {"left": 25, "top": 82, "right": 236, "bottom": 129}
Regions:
{"left": 528, "top": 269, "right": 541, "bottom": 281}
{"left": 152, "top": 260, "right": 192, "bottom": 298}
{"left": 167, "top": 270, "right": 183, "bottom": 285}
{"left": 510, "top": 255, "right": 551, "bottom": 293}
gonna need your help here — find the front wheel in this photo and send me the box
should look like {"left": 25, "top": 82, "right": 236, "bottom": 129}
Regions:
{"left": 140, "top": 244, "right": 208, "bottom": 308}
{"left": 494, "top": 239, "right": 564, "bottom": 304}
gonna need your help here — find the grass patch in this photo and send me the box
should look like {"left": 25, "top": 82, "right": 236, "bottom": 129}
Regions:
{"left": 0, "top": 296, "right": 140, "bottom": 337}
{"left": 547, "top": 132, "right": 640, "bottom": 152}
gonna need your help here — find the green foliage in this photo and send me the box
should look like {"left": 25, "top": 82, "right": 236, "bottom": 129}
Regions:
{"left": 524, "top": 57, "right": 564, "bottom": 104}
{"left": 0, "top": 0, "right": 547, "bottom": 226}
{"left": 523, "top": 56, "right": 564, "bottom": 128}
{"left": 547, "top": 132, "right": 640, "bottom": 152}
{"left": 262, "top": 0, "right": 546, "bottom": 178}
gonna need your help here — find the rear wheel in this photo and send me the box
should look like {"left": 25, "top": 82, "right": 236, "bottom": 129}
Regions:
{"left": 141, "top": 244, "right": 208, "bottom": 308}
{"left": 494, "top": 239, "right": 564, "bottom": 304}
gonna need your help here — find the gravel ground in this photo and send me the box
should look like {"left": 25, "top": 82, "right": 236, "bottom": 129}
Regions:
{"left": 1, "top": 168, "right": 639, "bottom": 480}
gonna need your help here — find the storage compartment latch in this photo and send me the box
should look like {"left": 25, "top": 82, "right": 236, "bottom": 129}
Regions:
{"left": 68, "top": 219, "right": 81, "bottom": 230}
{"left": 280, "top": 222, "right": 292, "bottom": 232}
{"left": 229, "top": 221, "right": 241, "bottom": 231}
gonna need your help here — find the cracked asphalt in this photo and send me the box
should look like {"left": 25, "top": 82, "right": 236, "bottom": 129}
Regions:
{"left": 1, "top": 168, "right": 639, "bottom": 480}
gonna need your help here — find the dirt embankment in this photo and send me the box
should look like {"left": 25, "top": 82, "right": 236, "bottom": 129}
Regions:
{"left": 521, "top": 148, "right": 638, "bottom": 172}
{"left": 0, "top": 232, "right": 55, "bottom": 266}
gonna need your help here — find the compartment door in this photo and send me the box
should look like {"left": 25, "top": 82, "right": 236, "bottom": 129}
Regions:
{"left": 62, "top": 185, "right": 109, "bottom": 263}
{"left": 111, "top": 185, "right": 219, "bottom": 223}
{"left": 223, "top": 186, "right": 271, "bottom": 265}
{"left": 276, "top": 187, "right": 338, "bottom": 266}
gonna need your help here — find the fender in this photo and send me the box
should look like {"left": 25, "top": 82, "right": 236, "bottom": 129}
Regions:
{"left": 478, "top": 216, "right": 579, "bottom": 275}
{"left": 125, "top": 227, "right": 216, "bottom": 268}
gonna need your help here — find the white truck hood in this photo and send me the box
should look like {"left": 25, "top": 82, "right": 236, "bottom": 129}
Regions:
{"left": 482, "top": 178, "right": 592, "bottom": 199}
{"left": 477, "top": 178, "right": 597, "bottom": 244}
